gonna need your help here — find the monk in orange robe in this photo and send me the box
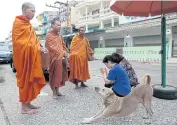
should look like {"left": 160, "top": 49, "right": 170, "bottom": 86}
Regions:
{"left": 12, "top": 2, "right": 46, "bottom": 114}
{"left": 45, "top": 19, "right": 68, "bottom": 99}
{"left": 69, "top": 27, "right": 93, "bottom": 88}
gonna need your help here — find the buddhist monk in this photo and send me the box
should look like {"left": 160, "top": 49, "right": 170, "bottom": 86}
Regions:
{"left": 12, "top": 2, "right": 46, "bottom": 114}
{"left": 69, "top": 27, "right": 94, "bottom": 88}
{"left": 45, "top": 19, "right": 69, "bottom": 99}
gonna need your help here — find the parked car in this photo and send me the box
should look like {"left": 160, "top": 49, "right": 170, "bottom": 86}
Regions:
{"left": 10, "top": 39, "right": 71, "bottom": 78}
{"left": 10, "top": 52, "right": 49, "bottom": 75}
{"left": 0, "top": 45, "right": 12, "bottom": 63}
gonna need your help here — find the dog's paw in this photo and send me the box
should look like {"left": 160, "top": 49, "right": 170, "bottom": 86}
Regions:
{"left": 81, "top": 117, "right": 93, "bottom": 124}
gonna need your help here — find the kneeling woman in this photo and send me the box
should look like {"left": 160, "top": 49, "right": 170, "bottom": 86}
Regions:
{"left": 100, "top": 55, "right": 131, "bottom": 97}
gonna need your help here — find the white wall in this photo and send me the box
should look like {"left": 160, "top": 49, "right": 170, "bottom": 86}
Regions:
{"left": 133, "top": 35, "right": 161, "bottom": 46}
{"left": 70, "top": 7, "right": 78, "bottom": 24}
{"left": 105, "top": 38, "right": 124, "bottom": 47}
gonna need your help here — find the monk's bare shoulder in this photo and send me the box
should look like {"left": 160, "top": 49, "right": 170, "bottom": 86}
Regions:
{"left": 45, "top": 32, "right": 52, "bottom": 38}
{"left": 45, "top": 32, "right": 54, "bottom": 42}
{"left": 85, "top": 37, "right": 89, "bottom": 41}
{"left": 71, "top": 35, "right": 78, "bottom": 41}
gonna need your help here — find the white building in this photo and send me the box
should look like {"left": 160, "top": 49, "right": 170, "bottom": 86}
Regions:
{"left": 72, "top": 1, "right": 177, "bottom": 58}
{"left": 74, "top": 0, "right": 119, "bottom": 31}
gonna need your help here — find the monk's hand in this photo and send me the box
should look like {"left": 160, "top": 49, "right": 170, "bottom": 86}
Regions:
{"left": 64, "top": 52, "right": 69, "bottom": 58}
{"left": 41, "top": 47, "right": 48, "bottom": 53}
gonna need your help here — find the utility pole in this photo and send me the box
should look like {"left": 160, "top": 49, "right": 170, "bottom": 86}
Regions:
{"left": 46, "top": 0, "right": 78, "bottom": 34}
{"left": 46, "top": 0, "right": 69, "bottom": 25}
{"left": 46, "top": 2, "right": 67, "bottom": 22}
{"left": 50, "top": 0, "right": 78, "bottom": 26}
{"left": 53, "top": 0, "right": 70, "bottom": 26}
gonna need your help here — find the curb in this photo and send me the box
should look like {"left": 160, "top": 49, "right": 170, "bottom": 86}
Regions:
{"left": 0, "top": 108, "right": 6, "bottom": 125}
{"left": 0, "top": 98, "right": 11, "bottom": 125}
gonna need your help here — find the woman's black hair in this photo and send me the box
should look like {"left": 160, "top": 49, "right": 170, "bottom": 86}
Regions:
{"left": 102, "top": 55, "right": 112, "bottom": 63}
{"left": 102, "top": 53, "right": 124, "bottom": 64}
{"left": 111, "top": 53, "right": 124, "bottom": 64}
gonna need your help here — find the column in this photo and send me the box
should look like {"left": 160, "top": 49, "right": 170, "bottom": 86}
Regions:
{"left": 85, "top": 6, "right": 88, "bottom": 31}
{"left": 86, "top": 24, "right": 88, "bottom": 32}
{"left": 85, "top": 6, "right": 88, "bottom": 32}
{"left": 100, "top": 20, "right": 104, "bottom": 29}
{"left": 100, "top": 0, "right": 103, "bottom": 15}
{"left": 167, "top": 28, "right": 172, "bottom": 58}
{"left": 111, "top": 18, "right": 114, "bottom": 27}
{"left": 99, "top": 1, "right": 104, "bottom": 29}
{"left": 100, "top": 0, "right": 103, "bottom": 10}
{"left": 124, "top": 36, "right": 133, "bottom": 47}
{"left": 99, "top": 36, "right": 105, "bottom": 48}
{"left": 85, "top": 6, "right": 88, "bottom": 20}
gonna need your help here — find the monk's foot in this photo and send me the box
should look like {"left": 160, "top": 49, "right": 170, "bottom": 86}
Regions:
{"left": 28, "top": 103, "right": 41, "bottom": 109}
{"left": 74, "top": 83, "right": 79, "bottom": 88}
{"left": 81, "top": 82, "right": 88, "bottom": 87}
{"left": 21, "top": 108, "right": 38, "bottom": 115}
{"left": 58, "top": 92, "right": 65, "bottom": 96}
{"left": 52, "top": 95, "right": 58, "bottom": 100}
{"left": 55, "top": 88, "right": 65, "bottom": 96}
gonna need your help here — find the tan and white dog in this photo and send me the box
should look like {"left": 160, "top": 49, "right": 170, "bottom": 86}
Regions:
{"left": 82, "top": 74, "right": 153, "bottom": 124}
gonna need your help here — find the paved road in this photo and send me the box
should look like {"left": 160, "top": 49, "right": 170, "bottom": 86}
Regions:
{"left": 0, "top": 61, "right": 177, "bottom": 125}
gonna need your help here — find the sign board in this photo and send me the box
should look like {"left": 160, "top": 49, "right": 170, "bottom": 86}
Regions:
{"left": 123, "top": 46, "right": 168, "bottom": 63}
{"left": 93, "top": 46, "right": 168, "bottom": 63}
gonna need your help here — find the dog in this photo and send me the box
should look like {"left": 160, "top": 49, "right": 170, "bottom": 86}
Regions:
{"left": 82, "top": 74, "right": 153, "bottom": 124}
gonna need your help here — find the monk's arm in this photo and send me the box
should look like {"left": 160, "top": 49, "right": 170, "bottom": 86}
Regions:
{"left": 62, "top": 38, "right": 69, "bottom": 53}
{"left": 69, "top": 36, "right": 77, "bottom": 53}
{"left": 45, "top": 37, "right": 64, "bottom": 54}
{"left": 36, "top": 37, "right": 43, "bottom": 47}
{"left": 86, "top": 38, "right": 94, "bottom": 54}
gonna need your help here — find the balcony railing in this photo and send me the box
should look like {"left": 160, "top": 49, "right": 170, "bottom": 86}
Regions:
{"left": 75, "top": 1, "right": 101, "bottom": 9}
{"left": 77, "top": 8, "right": 116, "bottom": 24}
{"left": 88, "top": 14, "right": 100, "bottom": 20}
{"left": 106, "top": 13, "right": 177, "bottom": 32}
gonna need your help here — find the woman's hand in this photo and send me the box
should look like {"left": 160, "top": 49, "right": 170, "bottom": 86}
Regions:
{"left": 100, "top": 68, "right": 112, "bottom": 84}
{"left": 100, "top": 68, "right": 108, "bottom": 75}
{"left": 104, "top": 68, "right": 108, "bottom": 75}
{"left": 100, "top": 68, "right": 106, "bottom": 74}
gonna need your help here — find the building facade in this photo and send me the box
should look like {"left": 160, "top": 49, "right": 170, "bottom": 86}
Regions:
{"left": 36, "top": 0, "right": 79, "bottom": 37}
{"left": 73, "top": 1, "right": 177, "bottom": 58}
{"left": 36, "top": 11, "right": 59, "bottom": 38}
{"left": 74, "top": 0, "right": 119, "bottom": 31}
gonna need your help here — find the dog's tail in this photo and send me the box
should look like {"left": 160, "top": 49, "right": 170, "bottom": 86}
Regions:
{"left": 144, "top": 74, "right": 151, "bottom": 85}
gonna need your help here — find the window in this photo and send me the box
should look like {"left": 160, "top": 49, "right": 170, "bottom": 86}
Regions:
{"left": 92, "top": 9, "right": 100, "bottom": 15}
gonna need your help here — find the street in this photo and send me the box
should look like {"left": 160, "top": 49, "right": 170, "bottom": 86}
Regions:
{"left": 0, "top": 61, "right": 177, "bottom": 125}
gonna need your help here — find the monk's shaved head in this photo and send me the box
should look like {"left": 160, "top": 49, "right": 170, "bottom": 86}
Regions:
{"left": 22, "top": 2, "right": 35, "bottom": 11}
{"left": 78, "top": 27, "right": 85, "bottom": 37}
{"left": 21, "top": 2, "right": 36, "bottom": 20}
{"left": 79, "top": 27, "right": 85, "bottom": 32}
{"left": 51, "top": 18, "right": 61, "bottom": 33}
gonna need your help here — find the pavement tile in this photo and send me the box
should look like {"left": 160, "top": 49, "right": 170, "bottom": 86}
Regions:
{"left": 0, "top": 61, "right": 177, "bottom": 125}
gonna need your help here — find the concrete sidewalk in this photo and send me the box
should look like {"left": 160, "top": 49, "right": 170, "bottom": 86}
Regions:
{"left": 167, "top": 57, "right": 177, "bottom": 63}
{"left": 0, "top": 62, "right": 177, "bottom": 125}
{"left": 0, "top": 104, "right": 6, "bottom": 125}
